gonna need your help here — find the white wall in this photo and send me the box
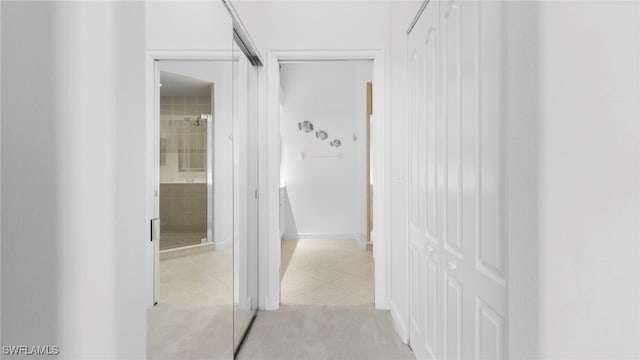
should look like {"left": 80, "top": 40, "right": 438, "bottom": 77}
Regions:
{"left": 146, "top": 1, "right": 232, "bottom": 51}
{"left": 537, "top": 2, "right": 640, "bottom": 358}
{"left": 115, "top": 2, "right": 148, "bottom": 356}
{"left": 233, "top": 0, "right": 421, "bottom": 324}
{"left": 1, "top": 1, "right": 146, "bottom": 358}
{"left": 280, "top": 61, "right": 371, "bottom": 242}
{"left": 505, "top": 2, "right": 540, "bottom": 358}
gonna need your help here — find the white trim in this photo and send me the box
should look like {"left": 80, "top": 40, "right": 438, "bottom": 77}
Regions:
{"left": 262, "top": 49, "right": 390, "bottom": 311}
{"left": 145, "top": 50, "right": 233, "bottom": 307}
{"left": 261, "top": 52, "right": 282, "bottom": 310}
{"left": 159, "top": 242, "right": 214, "bottom": 261}
{"left": 282, "top": 233, "right": 361, "bottom": 241}
{"left": 231, "top": 0, "right": 423, "bottom": 2}
{"left": 637, "top": 3, "right": 640, "bottom": 352}
{"left": 235, "top": 54, "right": 252, "bottom": 311}
{"left": 390, "top": 299, "right": 410, "bottom": 344}
{"left": 0, "top": 1, "right": 3, "bottom": 342}
{"left": 403, "top": 16, "right": 412, "bottom": 344}
{"left": 146, "top": 50, "right": 235, "bottom": 61}
{"left": 211, "top": 239, "right": 233, "bottom": 250}
{"left": 207, "top": 112, "right": 215, "bottom": 244}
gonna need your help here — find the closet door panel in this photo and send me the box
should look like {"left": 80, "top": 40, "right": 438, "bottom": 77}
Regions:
{"left": 409, "top": 1, "right": 508, "bottom": 359}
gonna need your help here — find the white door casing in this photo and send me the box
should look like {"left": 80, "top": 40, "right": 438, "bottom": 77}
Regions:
{"left": 408, "top": 1, "right": 507, "bottom": 359}
{"left": 234, "top": 54, "right": 246, "bottom": 308}
{"left": 235, "top": 52, "right": 260, "bottom": 310}
{"left": 262, "top": 50, "right": 388, "bottom": 310}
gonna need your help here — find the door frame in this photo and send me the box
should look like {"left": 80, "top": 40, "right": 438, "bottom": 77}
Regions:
{"left": 260, "top": 49, "right": 390, "bottom": 310}
{"left": 144, "top": 51, "right": 234, "bottom": 306}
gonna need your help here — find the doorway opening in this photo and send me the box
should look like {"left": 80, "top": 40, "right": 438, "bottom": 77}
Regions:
{"left": 277, "top": 60, "right": 374, "bottom": 306}
{"left": 148, "top": 59, "right": 235, "bottom": 359}
{"left": 262, "top": 50, "right": 387, "bottom": 311}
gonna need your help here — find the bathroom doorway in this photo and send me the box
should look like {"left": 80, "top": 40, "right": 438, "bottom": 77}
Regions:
{"left": 147, "top": 59, "right": 236, "bottom": 359}
{"left": 277, "top": 60, "right": 375, "bottom": 306}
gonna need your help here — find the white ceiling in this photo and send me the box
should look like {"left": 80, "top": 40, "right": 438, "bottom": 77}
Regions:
{"left": 160, "top": 71, "right": 213, "bottom": 96}
{"left": 232, "top": 0, "right": 422, "bottom": 2}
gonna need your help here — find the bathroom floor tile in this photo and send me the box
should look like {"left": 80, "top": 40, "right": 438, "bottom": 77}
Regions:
{"left": 280, "top": 239, "right": 373, "bottom": 306}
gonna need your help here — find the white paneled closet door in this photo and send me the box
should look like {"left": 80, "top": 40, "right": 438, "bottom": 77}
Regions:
{"left": 408, "top": 1, "right": 507, "bottom": 359}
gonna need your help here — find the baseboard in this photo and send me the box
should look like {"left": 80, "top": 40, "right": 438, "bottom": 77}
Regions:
{"left": 375, "top": 295, "right": 390, "bottom": 311}
{"left": 355, "top": 232, "right": 367, "bottom": 250}
{"left": 160, "top": 242, "right": 214, "bottom": 260}
{"left": 282, "top": 232, "right": 359, "bottom": 241}
{"left": 213, "top": 239, "right": 233, "bottom": 250}
{"left": 389, "top": 299, "right": 409, "bottom": 344}
{"left": 263, "top": 296, "right": 279, "bottom": 311}
{"left": 236, "top": 296, "right": 253, "bottom": 310}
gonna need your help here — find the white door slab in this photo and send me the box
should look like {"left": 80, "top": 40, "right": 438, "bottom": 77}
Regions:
{"left": 408, "top": 1, "right": 508, "bottom": 358}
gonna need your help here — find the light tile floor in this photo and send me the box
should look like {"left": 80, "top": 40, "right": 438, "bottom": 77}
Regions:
{"left": 158, "top": 249, "right": 233, "bottom": 307}
{"left": 237, "top": 240, "right": 413, "bottom": 359}
{"left": 147, "top": 249, "right": 235, "bottom": 359}
{"left": 280, "top": 239, "right": 374, "bottom": 306}
{"left": 147, "top": 240, "right": 377, "bottom": 358}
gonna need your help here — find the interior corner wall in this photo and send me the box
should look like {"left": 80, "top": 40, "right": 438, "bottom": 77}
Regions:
{"left": 279, "top": 62, "right": 371, "bottom": 241}
{"left": 537, "top": 1, "right": 640, "bottom": 358}
{"left": 504, "top": 1, "right": 540, "bottom": 359}
{"left": 1, "top": 1, "right": 147, "bottom": 358}
{"left": 115, "top": 2, "right": 148, "bottom": 357}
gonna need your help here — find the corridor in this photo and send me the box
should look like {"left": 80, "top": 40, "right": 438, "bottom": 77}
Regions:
{"left": 2, "top": 1, "right": 639, "bottom": 359}
{"left": 236, "top": 306, "right": 413, "bottom": 359}
{"left": 234, "top": 240, "right": 411, "bottom": 359}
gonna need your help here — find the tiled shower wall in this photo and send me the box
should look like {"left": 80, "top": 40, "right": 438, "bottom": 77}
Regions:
{"left": 160, "top": 95, "right": 212, "bottom": 182}
{"left": 159, "top": 95, "right": 211, "bottom": 239}
{"left": 159, "top": 183, "right": 207, "bottom": 234}
{"left": 160, "top": 95, "right": 212, "bottom": 117}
